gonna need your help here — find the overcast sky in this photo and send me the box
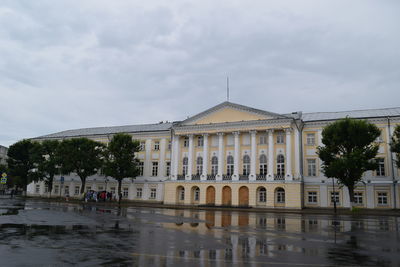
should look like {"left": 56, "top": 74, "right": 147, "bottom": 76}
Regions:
{"left": 1, "top": 0, "right": 399, "bottom": 146}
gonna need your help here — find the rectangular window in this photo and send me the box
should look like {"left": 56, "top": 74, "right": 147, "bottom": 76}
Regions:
{"left": 154, "top": 141, "right": 160, "bottom": 151}
{"left": 123, "top": 188, "right": 129, "bottom": 198}
{"left": 152, "top": 162, "right": 158, "bottom": 176}
{"left": 98, "top": 186, "right": 103, "bottom": 191}
{"left": 354, "top": 192, "right": 363, "bottom": 204}
{"left": 377, "top": 158, "right": 385, "bottom": 176}
{"left": 308, "top": 191, "right": 317, "bottom": 204}
{"left": 44, "top": 185, "right": 48, "bottom": 193}
{"left": 166, "top": 162, "right": 171, "bottom": 176}
{"left": 168, "top": 140, "right": 172, "bottom": 150}
{"left": 307, "top": 159, "right": 317, "bottom": 176}
{"left": 150, "top": 188, "right": 157, "bottom": 199}
{"left": 110, "top": 187, "right": 116, "bottom": 195}
{"left": 64, "top": 186, "right": 69, "bottom": 195}
{"left": 138, "top": 162, "right": 144, "bottom": 176}
{"left": 183, "top": 137, "right": 189, "bottom": 147}
{"left": 197, "top": 136, "right": 204, "bottom": 147}
{"left": 276, "top": 132, "right": 284, "bottom": 144}
{"left": 136, "top": 188, "right": 142, "bottom": 198}
{"left": 306, "top": 133, "right": 315, "bottom": 145}
{"left": 86, "top": 186, "right": 91, "bottom": 192}
{"left": 35, "top": 184, "right": 40, "bottom": 193}
{"left": 54, "top": 185, "right": 59, "bottom": 194}
{"left": 74, "top": 186, "right": 80, "bottom": 195}
{"left": 259, "top": 135, "right": 267, "bottom": 145}
{"left": 377, "top": 192, "right": 388, "bottom": 205}
{"left": 330, "top": 192, "right": 340, "bottom": 205}
{"left": 139, "top": 141, "right": 145, "bottom": 151}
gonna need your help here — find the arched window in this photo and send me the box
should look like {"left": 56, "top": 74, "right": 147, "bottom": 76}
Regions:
{"left": 277, "top": 155, "right": 285, "bottom": 177}
{"left": 178, "top": 187, "right": 185, "bottom": 201}
{"left": 193, "top": 187, "right": 200, "bottom": 201}
{"left": 211, "top": 156, "right": 218, "bottom": 176}
{"left": 259, "top": 154, "right": 267, "bottom": 175}
{"left": 258, "top": 187, "right": 267, "bottom": 203}
{"left": 196, "top": 157, "right": 203, "bottom": 175}
{"left": 243, "top": 155, "right": 250, "bottom": 175}
{"left": 227, "top": 155, "right": 234, "bottom": 176}
{"left": 182, "top": 157, "right": 188, "bottom": 175}
{"left": 276, "top": 188, "right": 285, "bottom": 203}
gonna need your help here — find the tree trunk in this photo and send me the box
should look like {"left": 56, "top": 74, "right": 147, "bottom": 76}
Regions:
{"left": 348, "top": 185, "right": 355, "bottom": 211}
{"left": 118, "top": 179, "right": 122, "bottom": 205}
{"left": 80, "top": 176, "right": 86, "bottom": 194}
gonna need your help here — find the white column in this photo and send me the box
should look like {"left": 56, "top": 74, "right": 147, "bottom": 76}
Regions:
{"left": 267, "top": 129, "right": 274, "bottom": 181}
{"left": 233, "top": 132, "right": 240, "bottom": 180}
{"left": 217, "top": 133, "right": 224, "bottom": 180}
{"left": 144, "top": 139, "right": 152, "bottom": 177}
{"left": 294, "top": 128, "right": 300, "bottom": 179}
{"left": 172, "top": 135, "right": 180, "bottom": 179}
{"left": 250, "top": 131, "right": 257, "bottom": 180}
{"left": 158, "top": 138, "right": 166, "bottom": 178}
{"left": 187, "top": 135, "right": 194, "bottom": 179}
{"left": 285, "top": 128, "right": 293, "bottom": 180}
{"left": 201, "top": 134, "right": 209, "bottom": 180}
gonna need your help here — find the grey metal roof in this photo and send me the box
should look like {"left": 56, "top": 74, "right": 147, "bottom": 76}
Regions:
{"left": 303, "top": 107, "right": 400, "bottom": 122}
{"left": 34, "top": 122, "right": 173, "bottom": 139}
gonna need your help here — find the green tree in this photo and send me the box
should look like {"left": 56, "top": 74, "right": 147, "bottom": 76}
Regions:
{"left": 7, "top": 140, "right": 37, "bottom": 196}
{"left": 58, "top": 138, "right": 104, "bottom": 195}
{"left": 391, "top": 125, "right": 400, "bottom": 168}
{"left": 103, "top": 133, "right": 140, "bottom": 203}
{"left": 317, "top": 118, "right": 381, "bottom": 210}
{"left": 31, "top": 140, "right": 61, "bottom": 197}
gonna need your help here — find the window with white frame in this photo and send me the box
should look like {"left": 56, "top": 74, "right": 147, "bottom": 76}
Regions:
{"left": 152, "top": 162, "right": 158, "bottom": 176}
{"left": 377, "top": 158, "right": 385, "bottom": 176}
{"left": 166, "top": 162, "right": 170, "bottom": 176}
{"left": 258, "top": 188, "right": 266, "bottom": 202}
{"left": 182, "top": 157, "right": 188, "bottom": 175}
{"left": 330, "top": 192, "right": 340, "bottom": 205}
{"left": 139, "top": 141, "right": 145, "bottom": 151}
{"left": 377, "top": 192, "right": 388, "bottom": 205}
{"left": 74, "top": 186, "right": 80, "bottom": 195}
{"left": 138, "top": 161, "right": 144, "bottom": 176}
{"left": 276, "top": 188, "right": 285, "bottom": 203}
{"left": 277, "top": 155, "right": 285, "bottom": 177}
{"left": 64, "top": 186, "right": 69, "bottom": 195}
{"left": 123, "top": 188, "right": 129, "bottom": 198}
{"left": 136, "top": 188, "right": 142, "bottom": 198}
{"left": 35, "top": 184, "right": 40, "bottom": 193}
{"left": 259, "top": 135, "right": 267, "bottom": 145}
{"left": 196, "top": 157, "right": 203, "bottom": 175}
{"left": 154, "top": 141, "right": 160, "bottom": 151}
{"left": 243, "top": 155, "right": 250, "bottom": 175}
{"left": 308, "top": 191, "right": 317, "bottom": 204}
{"left": 276, "top": 132, "right": 284, "bottom": 144}
{"left": 306, "top": 133, "right": 315, "bottom": 145}
{"left": 211, "top": 156, "right": 218, "bottom": 176}
{"left": 227, "top": 155, "right": 234, "bottom": 176}
{"left": 168, "top": 140, "right": 172, "bottom": 150}
{"left": 179, "top": 187, "right": 185, "bottom": 201}
{"left": 354, "top": 192, "right": 363, "bottom": 204}
{"left": 44, "top": 185, "right": 48, "bottom": 193}
{"left": 307, "top": 159, "right": 317, "bottom": 176}
{"left": 183, "top": 137, "right": 189, "bottom": 147}
{"left": 194, "top": 187, "right": 200, "bottom": 201}
{"left": 259, "top": 154, "right": 267, "bottom": 175}
{"left": 54, "top": 185, "right": 59, "bottom": 194}
{"left": 197, "top": 136, "right": 204, "bottom": 147}
{"left": 150, "top": 188, "right": 157, "bottom": 199}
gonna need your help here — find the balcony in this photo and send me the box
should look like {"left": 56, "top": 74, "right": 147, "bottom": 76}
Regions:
{"left": 274, "top": 174, "right": 285, "bottom": 181}
{"left": 222, "top": 174, "right": 232, "bottom": 180}
{"left": 239, "top": 174, "right": 249, "bottom": 181}
{"left": 177, "top": 174, "right": 185, "bottom": 180}
{"left": 192, "top": 174, "right": 201, "bottom": 180}
{"left": 256, "top": 174, "right": 267, "bottom": 181}
{"left": 207, "top": 174, "right": 216, "bottom": 180}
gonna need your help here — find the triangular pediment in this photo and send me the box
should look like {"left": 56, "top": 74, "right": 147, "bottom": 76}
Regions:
{"left": 181, "top": 102, "right": 287, "bottom": 125}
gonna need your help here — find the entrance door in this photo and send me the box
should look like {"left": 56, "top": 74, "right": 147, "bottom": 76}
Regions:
{"left": 239, "top": 186, "right": 249, "bottom": 206}
{"left": 206, "top": 186, "right": 215, "bottom": 205}
{"left": 222, "top": 186, "right": 232, "bottom": 206}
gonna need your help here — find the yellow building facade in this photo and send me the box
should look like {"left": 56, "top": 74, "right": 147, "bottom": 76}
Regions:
{"left": 28, "top": 102, "right": 400, "bottom": 209}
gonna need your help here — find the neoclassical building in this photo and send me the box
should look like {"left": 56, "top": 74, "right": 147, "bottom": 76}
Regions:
{"left": 28, "top": 102, "right": 400, "bottom": 209}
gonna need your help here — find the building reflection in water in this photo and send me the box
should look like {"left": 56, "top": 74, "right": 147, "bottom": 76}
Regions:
{"left": 136, "top": 209, "right": 399, "bottom": 266}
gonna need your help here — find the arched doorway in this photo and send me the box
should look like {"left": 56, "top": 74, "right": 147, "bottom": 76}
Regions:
{"left": 206, "top": 186, "right": 215, "bottom": 205}
{"left": 238, "top": 186, "right": 249, "bottom": 206}
{"left": 222, "top": 186, "right": 232, "bottom": 206}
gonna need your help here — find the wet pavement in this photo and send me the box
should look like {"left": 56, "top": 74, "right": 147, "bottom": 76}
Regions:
{"left": 0, "top": 198, "right": 399, "bottom": 266}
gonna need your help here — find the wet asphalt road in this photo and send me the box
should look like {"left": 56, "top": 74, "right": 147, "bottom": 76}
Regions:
{"left": 0, "top": 197, "right": 399, "bottom": 267}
